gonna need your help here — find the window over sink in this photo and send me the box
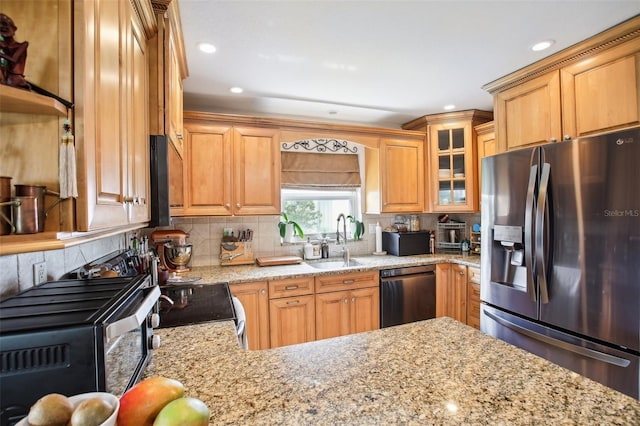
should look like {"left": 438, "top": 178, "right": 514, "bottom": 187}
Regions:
{"left": 281, "top": 189, "right": 361, "bottom": 239}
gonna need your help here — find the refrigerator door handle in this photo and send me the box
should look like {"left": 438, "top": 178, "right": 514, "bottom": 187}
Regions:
{"left": 524, "top": 164, "right": 538, "bottom": 302}
{"left": 484, "top": 309, "right": 632, "bottom": 368}
{"left": 536, "top": 163, "right": 551, "bottom": 304}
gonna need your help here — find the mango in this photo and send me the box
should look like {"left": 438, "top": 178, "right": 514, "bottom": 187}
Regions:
{"left": 153, "top": 397, "right": 209, "bottom": 426}
{"left": 117, "top": 377, "right": 184, "bottom": 426}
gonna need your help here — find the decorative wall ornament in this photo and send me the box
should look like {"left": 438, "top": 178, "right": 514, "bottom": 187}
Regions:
{"left": 282, "top": 139, "right": 358, "bottom": 153}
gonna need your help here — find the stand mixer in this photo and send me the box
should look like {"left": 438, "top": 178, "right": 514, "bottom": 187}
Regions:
{"left": 150, "top": 230, "right": 193, "bottom": 273}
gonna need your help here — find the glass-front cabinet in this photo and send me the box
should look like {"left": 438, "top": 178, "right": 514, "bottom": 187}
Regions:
{"left": 435, "top": 126, "right": 468, "bottom": 207}
{"left": 403, "top": 110, "right": 492, "bottom": 213}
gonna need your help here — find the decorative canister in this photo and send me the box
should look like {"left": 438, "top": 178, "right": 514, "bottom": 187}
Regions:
{"left": 409, "top": 215, "right": 420, "bottom": 232}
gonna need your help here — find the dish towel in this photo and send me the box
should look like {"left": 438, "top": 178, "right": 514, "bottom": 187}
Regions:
{"left": 59, "top": 119, "right": 78, "bottom": 199}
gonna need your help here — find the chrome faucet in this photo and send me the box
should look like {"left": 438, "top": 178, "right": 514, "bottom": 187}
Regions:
{"left": 336, "top": 213, "right": 351, "bottom": 265}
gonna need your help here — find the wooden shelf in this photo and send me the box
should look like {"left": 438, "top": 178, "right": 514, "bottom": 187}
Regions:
{"left": 0, "top": 84, "right": 67, "bottom": 116}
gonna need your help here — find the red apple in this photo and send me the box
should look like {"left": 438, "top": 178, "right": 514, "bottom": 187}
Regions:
{"left": 117, "top": 377, "right": 184, "bottom": 426}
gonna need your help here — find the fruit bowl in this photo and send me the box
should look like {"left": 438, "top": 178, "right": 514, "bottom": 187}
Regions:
{"left": 17, "top": 392, "right": 119, "bottom": 426}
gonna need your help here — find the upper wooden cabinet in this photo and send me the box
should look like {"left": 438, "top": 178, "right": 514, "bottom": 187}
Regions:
{"left": 171, "top": 117, "right": 281, "bottom": 216}
{"left": 149, "top": 0, "right": 188, "bottom": 157}
{"left": 475, "top": 121, "right": 495, "bottom": 195}
{"left": 403, "top": 110, "right": 492, "bottom": 213}
{"left": 378, "top": 137, "right": 425, "bottom": 213}
{"left": 75, "top": 0, "right": 155, "bottom": 231}
{"left": 484, "top": 16, "right": 640, "bottom": 153}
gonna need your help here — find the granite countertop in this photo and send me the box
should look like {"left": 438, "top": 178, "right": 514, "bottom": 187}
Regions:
{"left": 181, "top": 253, "right": 480, "bottom": 285}
{"left": 147, "top": 317, "right": 640, "bottom": 425}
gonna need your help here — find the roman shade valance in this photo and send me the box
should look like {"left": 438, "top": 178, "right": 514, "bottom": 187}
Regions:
{"left": 281, "top": 152, "right": 361, "bottom": 188}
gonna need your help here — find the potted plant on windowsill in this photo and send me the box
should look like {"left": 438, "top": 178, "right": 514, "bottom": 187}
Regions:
{"left": 347, "top": 215, "right": 364, "bottom": 240}
{"left": 278, "top": 212, "right": 304, "bottom": 243}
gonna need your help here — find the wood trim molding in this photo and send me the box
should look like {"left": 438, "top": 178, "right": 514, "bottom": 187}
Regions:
{"left": 130, "top": 0, "right": 158, "bottom": 39}
{"left": 183, "top": 111, "right": 425, "bottom": 149}
{"left": 402, "top": 109, "right": 494, "bottom": 130}
{"left": 482, "top": 15, "right": 640, "bottom": 94}
{"left": 474, "top": 121, "right": 495, "bottom": 136}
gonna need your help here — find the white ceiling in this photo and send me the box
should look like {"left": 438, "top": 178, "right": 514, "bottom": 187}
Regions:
{"left": 179, "top": 1, "right": 639, "bottom": 128}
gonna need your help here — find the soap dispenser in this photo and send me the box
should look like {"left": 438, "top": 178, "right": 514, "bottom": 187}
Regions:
{"left": 304, "top": 238, "right": 314, "bottom": 260}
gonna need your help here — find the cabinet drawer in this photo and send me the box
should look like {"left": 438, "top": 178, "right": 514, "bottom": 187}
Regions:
{"left": 468, "top": 281, "right": 481, "bottom": 302}
{"left": 467, "top": 267, "right": 481, "bottom": 285}
{"left": 315, "top": 270, "right": 379, "bottom": 294}
{"left": 268, "top": 277, "right": 314, "bottom": 299}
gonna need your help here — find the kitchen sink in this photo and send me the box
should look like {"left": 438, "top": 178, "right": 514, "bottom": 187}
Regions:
{"left": 306, "top": 259, "right": 365, "bottom": 269}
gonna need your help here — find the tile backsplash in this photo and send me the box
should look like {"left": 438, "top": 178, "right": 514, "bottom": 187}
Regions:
{"left": 0, "top": 212, "right": 480, "bottom": 299}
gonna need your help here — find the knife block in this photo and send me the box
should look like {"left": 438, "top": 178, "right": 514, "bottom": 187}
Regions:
{"left": 220, "top": 241, "right": 255, "bottom": 266}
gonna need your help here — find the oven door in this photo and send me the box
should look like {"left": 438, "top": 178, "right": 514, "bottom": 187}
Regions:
{"left": 102, "top": 283, "right": 160, "bottom": 395}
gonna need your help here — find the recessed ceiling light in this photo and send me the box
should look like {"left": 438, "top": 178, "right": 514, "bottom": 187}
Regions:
{"left": 198, "top": 42, "right": 217, "bottom": 54}
{"left": 443, "top": 104, "right": 456, "bottom": 111}
{"left": 531, "top": 39, "right": 555, "bottom": 52}
{"left": 230, "top": 87, "right": 243, "bottom": 94}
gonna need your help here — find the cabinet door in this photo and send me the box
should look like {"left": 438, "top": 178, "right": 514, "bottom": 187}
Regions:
{"left": 475, "top": 122, "right": 495, "bottom": 197}
{"left": 429, "top": 121, "right": 478, "bottom": 212}
{"left": 125, "top": 7, "right": 150, "bottom": 224}
{"left": 315, "top": 290, "right": 351, "bottom": 340}
{"left": 495, "top": 71, "right": 562, "bottom": 153}
{"left": 232, "top": 127, "right": 281, "bottom": 215}
{"left": 561, "top": 40, "right": 640, "bottom": 138}
{"left": 76, "top": 0, "right": 128, "bottom": 230}
{"left": 466, "top": 266, "right": 481, "bottom": 330}
{"left": 451, "top": 264, "right": 467, "bottom": 324}
{"left": 350, "top": 287, "right": 380, "bottom": 334}
{"left": 380, "top": 137, "right": 424, "bottom": 213}
{"left": 183, "top": 122, "right": 233, "bottom": 215}
{"left": 269, "top": 295, "right": 315, "bottom": 348}
{"left": 436, "top": 263, "right": 467, "bottom": 322}
{"left": 168, "top": 28, "right": 184, "bottom": 155}
{"left": 230, "top": 282, "right": 269, "bottom": 350}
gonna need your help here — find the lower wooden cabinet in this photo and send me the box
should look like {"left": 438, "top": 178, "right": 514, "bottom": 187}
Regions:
{"left": 315, "top": 287, "right": 379, "bottom": 341}
{"left": 436, "top": 264, "right": 483, "bottom": 328}
{"left": 466, "top": 266, "right": 481, "bottom": 329}
{"left": 229, "top": 281, "right": 269, "bottom": 350}
{"left": 268, "top": 277, "right": 315, "bottom": 348}
{"left": 436, "top": 263, "right": 468, "bottom": 324}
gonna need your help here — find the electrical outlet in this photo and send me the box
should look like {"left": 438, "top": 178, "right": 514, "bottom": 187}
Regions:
{"left": 368, "top": 224, "right": 376, "bottom": 234}
{"left": 34, "top": 261, "right": 47, "bottom": 285}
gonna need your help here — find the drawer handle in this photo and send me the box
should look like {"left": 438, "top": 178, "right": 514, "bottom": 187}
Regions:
{"left": 343, "top": 279, "right": 355, "bottom": 284}
{"left": 285, "top": 285, "right": 299, "bottom": 290}
{"left": 286, "top": 300, "right": 300, "bottom": 305}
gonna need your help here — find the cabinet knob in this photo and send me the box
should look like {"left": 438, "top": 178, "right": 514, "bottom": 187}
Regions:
{"left": 550, "top": 137, "right": 558, "bottom": 143}
{"left": 459, "top": 271, "right": 465, "bottom": 276}
{"left": 563, "top": 135, "right": 572, "bottom": 141}
{"left": 351, "top": 297, "right": 356, "bottom": 302}
{"left": 236, "top": 203, "right": 241, "bottom": 208}
{"left": 225, "top": 203, "right": 231, "bottom": 209}
{"left": 176, "top": 133, "right": 183, "bottom": 140}
{"left": 344, "top": 299, "right": 349, "bottom": 304}
{"left": 260, "top": 289, "right": 266, "bottom": 295}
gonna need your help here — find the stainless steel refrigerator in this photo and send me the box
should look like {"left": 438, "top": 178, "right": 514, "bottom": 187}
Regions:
{"left": 480, "top": 128, "right": 639, "bottom": 399}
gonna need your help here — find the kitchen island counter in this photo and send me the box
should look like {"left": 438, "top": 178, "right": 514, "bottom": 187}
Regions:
{"left": 146, "top": 317, "right": 640, "bottom": 425}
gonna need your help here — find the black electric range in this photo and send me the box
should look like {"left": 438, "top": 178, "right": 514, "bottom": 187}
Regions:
{"left": 157, "top": 282, "right": 236, "bottom": 328}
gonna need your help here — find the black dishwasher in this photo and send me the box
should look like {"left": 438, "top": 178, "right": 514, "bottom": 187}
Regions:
{"left": 380, "top": 265, "right": 436, "bottom": 328}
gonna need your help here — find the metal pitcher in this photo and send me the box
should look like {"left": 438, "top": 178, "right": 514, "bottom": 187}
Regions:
{"left": 0, "top": 176, "right": 11, "bottom": 235}
{"left": 14, "top": 185, "right": 60, "bottom": 232}
{"left": 0, "top": 196, "right": 40, "bottom": 234}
